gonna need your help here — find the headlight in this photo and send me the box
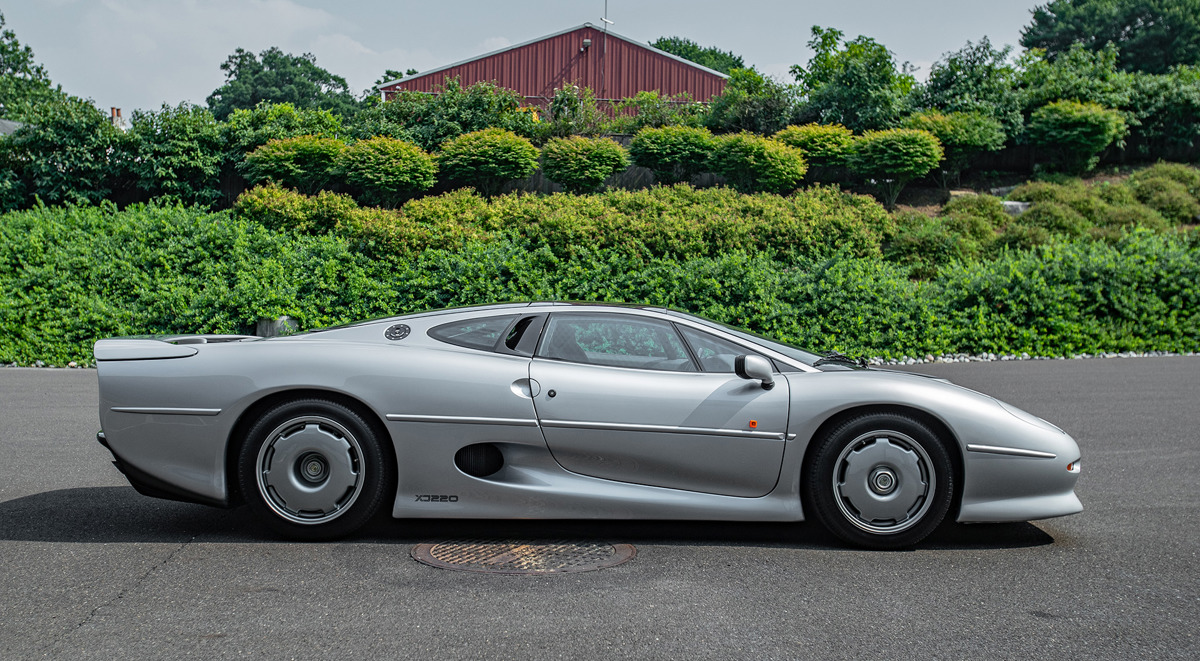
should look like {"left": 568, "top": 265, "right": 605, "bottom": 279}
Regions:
{"left": 996, "top": 399, "right": 1065, "bottom": 435}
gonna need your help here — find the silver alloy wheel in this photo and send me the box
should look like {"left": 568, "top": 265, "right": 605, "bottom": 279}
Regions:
{"left": 256, "top": 415, "right": 364, "bottom": 525}
{"left": 833, "top": 430, "right": 935, "bottom": 535}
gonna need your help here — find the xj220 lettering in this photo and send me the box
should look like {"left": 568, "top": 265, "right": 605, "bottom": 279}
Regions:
{"left": 414, "top": 495, "right": 459, "bottom": 502}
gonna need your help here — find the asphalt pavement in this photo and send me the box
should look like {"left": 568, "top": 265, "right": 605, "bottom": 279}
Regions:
{"left": 1, "top": 358, "right": 1197, "bottom": 660}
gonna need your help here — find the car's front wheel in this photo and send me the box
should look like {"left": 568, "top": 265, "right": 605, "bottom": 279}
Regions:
{"left": 237, "top": 399, "right": 393, "bottom": 540}
{"left": 804, "top": 412, "right": 953, "bottom": 550}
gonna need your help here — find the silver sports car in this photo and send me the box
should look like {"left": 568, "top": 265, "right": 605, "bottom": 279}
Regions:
{"left": 94, "top": 302, "right": 1082, "bottom": 549}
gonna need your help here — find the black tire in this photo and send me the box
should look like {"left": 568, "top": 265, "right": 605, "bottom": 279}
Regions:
{"left": 237, "top": 399, "right": 394, "bottom": 541}
{"left": 804, "top": 412, "right": 953, "bottom": 550}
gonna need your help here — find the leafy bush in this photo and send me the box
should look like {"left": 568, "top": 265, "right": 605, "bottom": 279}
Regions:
{"left": 1128, "top": 176, "right": 1200, "bottom": 224}
{"left": 335, "top": 137, "right": 437, "bottom": 207}
{"left": 707, "top": 133, "right": 807, "bottom": 194}
{"left": 628, "top": 126, "right": 715, "bottom": 184}
{"left": 1007, "top": 180, "right": 1110, "bottom": 225}
{"left": 435, "top": 128, "right": 539, "bottom": 196}
{"left": 222, "top": 102, "right": 344, "bottom": 165}
{"left": 609, "top": 91, "right": 706, "bottom": 133}
{"left": 545, "top": 84, "right": 607, "bottom": 138}
{"left": 540, "top": 136, "right": 630, "bottom": 194}
{"left": 886, "top": 213, "right": 985, "bottom": 279}
{"left": 352, "top": 78, "right": 533, "bottom": 150}
{"left": 242, "top": 135, "right": 346, "bottom": 194}
{"left": 900, "top": 111, "right": 1006, "bottom": 187}
{"left": 771, "top": 124, "right": 854, "bottom": 165}
{"left": 941, "top": 194, "right": 1008, "bottom": 233}
{"left": 1003, "top": 202, "right": 1092, "bottom": 249}
{"left": 1026, "top": 100, "right": 1127, "bottom": 174}
{"left": 705, "top": 68, "right": 798, "bottom": 135}
{"left": 845, "top": 128, "right": 943, "bottom": 210}
{"left": 1127, "top": 162, "right": 1200, "bottom": 195}
{"left": 124, "top": 103, "right": 224, "bottom": 207}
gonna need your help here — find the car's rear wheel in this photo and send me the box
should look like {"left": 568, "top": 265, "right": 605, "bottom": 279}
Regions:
{"left": 238, "top": 399, "right": 393, "bottom": 540}
{"left": 804, "top": 412, "right": 953, "bottom": 550}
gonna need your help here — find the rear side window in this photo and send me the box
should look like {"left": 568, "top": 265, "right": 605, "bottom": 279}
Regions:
{"left": 428, "top": 316, "right": 516, "bottom": 351}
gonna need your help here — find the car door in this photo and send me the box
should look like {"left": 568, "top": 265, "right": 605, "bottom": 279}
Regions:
{"left": 528, "top": 312, "right": 789, "bottom": 497}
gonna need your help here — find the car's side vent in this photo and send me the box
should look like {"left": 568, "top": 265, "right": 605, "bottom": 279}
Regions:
{"left": 454, "top": 443, "right": 504, "bottom": 478}
{"left": 384, "top": 324, "right": 411, "bottom": 341}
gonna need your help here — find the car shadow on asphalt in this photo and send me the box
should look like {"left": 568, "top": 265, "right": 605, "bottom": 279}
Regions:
{"left": 0, "top": 486, "right": 1054, "bottom": 551}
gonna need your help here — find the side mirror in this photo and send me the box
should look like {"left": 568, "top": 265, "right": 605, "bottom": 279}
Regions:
{"left": 735, "top": 355, "right": 775, "bottom": 390}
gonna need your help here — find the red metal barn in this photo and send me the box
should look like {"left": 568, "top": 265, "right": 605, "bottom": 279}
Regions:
{"left": 378, "top": 23, "right": 728, "bottom": 106}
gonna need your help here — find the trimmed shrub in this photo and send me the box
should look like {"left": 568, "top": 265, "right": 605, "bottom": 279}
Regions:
{"left": 845, "top": 128, "right": 943, "bottom": 210}
{"left": 886, "top": 213, "right": 983, "bottom": 279}
{"left": 1026, "top": 100, "right": 1126, "bottom": 174}
{"left": 628, "top": 126, "right": 715, "bottom": 185}
{"left": 707, "top": 133, "right": 807, "bottom": 194}
{"left": 1009, "top": 201, "right": 1091, "bottom": 238}
{"left": 900, "top": 111, "right": 1005, "bottom": 187}
{"left": 222, "top": 102, "right": 344, "bottom": 164}
{"left": 540, "top": 136, "right": 630, "bottom": 194}
{"left": 1127, "top": 176, "right": 1200, "bottom": 224}
{"left": 436, "top": 128, "right": 539, "bottom": 196}
{"left": 335, "top": 137, "right": 437, "bottom": 207}
{"left": 1127, "top": 162, "right": 1200, "bottom": 195}
{"left": 941, "top": 193, "right": 1008, "bottom": 233}
{"left": 242, "top": 135, "right": 346, "bottom": 194}
{"left": 771, "top": 124, "right": 855, "bottom": 165}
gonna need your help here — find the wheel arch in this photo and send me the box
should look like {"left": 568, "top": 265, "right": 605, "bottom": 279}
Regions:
{"left": 224, "top": 388, "right": 395, "bottom": 506}
{"left": 800, "top": 404, "right": 965, "bottom": 517}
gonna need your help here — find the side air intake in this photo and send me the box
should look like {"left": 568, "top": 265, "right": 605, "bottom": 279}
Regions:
{"left": 454, "top": 444, "right": 504, "bottom": 478}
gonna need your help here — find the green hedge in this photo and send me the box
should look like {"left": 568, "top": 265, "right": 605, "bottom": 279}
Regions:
{"left": 2, "top": 202, "right": 1197, "bottom": 365}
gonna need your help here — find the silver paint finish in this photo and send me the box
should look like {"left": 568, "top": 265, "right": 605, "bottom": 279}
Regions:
{"left": 94, "top": 302, "right": 1082, "bottom": 526}
{"left": 966, "top": 444, "right": 1058, "bottom": 459}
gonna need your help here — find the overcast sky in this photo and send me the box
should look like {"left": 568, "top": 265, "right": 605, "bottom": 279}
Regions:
{"left": 5, "top": 0, "right": 1043, "bottom": 113}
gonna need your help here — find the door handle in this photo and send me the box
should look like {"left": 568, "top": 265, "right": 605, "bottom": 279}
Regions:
{"left": 510, "top": 378, "right": 541, "bottom": 398}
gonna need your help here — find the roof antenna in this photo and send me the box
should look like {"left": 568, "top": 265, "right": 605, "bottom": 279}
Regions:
{"left": 600, "top": 0, "right": 613, "bottom": 99}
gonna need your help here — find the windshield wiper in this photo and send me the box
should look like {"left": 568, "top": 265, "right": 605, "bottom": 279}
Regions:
{"left": 812, "top": 350, "right": 868, "bottom": 368}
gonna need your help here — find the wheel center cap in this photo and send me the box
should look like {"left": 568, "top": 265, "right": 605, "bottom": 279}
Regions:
{"left": 869, "top": 467, "right": 897, "bottom": 495}
{"left": 299, "top": 453, "right": 328, "bottom": 483}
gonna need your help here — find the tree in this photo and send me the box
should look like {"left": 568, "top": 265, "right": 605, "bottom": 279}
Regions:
{"left": 791, "top": 27, "right": 915, "bottom": 132}
{"left": 1021, "top": 0, "right": 1200, "bottom": 74}
{"left": 125, "top": 103, "right": 224, "bottom": 206}
{"left": 1026, "top": 100, "right": 1126, "bottom": 173}
{"left": 351, "top": 78, "right": 534, "bottom": 149}
{"left": 206, "top": 47, "right": 359, "bottom": 120}
{"left": 0, "top": 11, "right": 68, "bottom": 120}
{"left": 0, "top": 96, "right": 124, "bottom": 207}
{"left": 242, "top": 135, "right": 347, "bottom": 195}
{"left": 900, "top": 111, "right": 1005, "bottom": 187}
{"left": 845, "top": 129, "right": 943, "bottom": 210}
{"left": 363, "top": 68, "right": 419, "bottom": 101}
{"left": 436, "top": 128, "right": 539, "bottom": 196}
{"left": 920, "top": 37, "right": 1023, "bottom": 138}
{"left": 222, "top": 102, "right": 344, "bottom": 165}
{"left": 540, "top": 136, "right": 630, "bottom": 194}
{"left": 1019, "top": 42, "right": 1134, "bottom": 112}
{"left": 707, "top": 133, "right": 807, "bottom": 195}
{"left": 705, "top": 68, "right": 798, "bottom": 135}
{"left": 649, "top": 36, "right": 745, "bottom": 74}
{"left": 335, "top": 137, "right": 437, "bottom": 207}
{"left": 629, "top": 126, "right": 716, "bottom": 184}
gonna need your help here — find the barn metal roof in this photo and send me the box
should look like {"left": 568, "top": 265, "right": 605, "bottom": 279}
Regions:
{"left": 377, "top": 22, "right": 729, "bottom": 91}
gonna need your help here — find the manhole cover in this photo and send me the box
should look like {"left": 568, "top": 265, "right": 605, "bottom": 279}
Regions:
{"left": 411, "top": 540, "right": 636, "bottom": 575}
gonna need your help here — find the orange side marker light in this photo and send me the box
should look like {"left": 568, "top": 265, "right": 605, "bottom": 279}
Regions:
{"left": 748, "top": 420, "right": 758, "bottom": 429}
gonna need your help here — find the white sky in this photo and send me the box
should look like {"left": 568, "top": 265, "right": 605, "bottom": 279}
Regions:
{"left": 4, "top": 0, "right": 1042, "bottom": 113}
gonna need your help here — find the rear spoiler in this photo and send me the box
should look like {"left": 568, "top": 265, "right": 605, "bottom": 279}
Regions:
{"left": 94, "top": 335, "right": 259, "bottom": 361}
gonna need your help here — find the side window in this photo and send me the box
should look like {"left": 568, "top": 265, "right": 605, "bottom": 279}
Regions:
{"left": 428, "top": 315, "right": 516, "bottom": 351}
{"left": 538, "top": 314, "right": 697, "bottom": 372}
{"left": 678, "top": 325, "right": 766, "bottom": 373}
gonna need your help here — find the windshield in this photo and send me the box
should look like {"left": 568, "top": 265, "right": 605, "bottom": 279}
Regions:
{"left": 663, "top": 310, "right": 823, "bottom": 365}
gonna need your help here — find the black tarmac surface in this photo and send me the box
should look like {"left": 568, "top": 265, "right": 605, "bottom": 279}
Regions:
{"left": 1, "top": 359, "right": 1197, "bottom": 659}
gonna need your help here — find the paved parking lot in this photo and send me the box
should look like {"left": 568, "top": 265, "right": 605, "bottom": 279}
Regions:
{"left": 1, "top": 358, "right": 1197, "bottom": 659}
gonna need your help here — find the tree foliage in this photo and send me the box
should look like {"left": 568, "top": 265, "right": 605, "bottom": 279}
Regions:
{"left": 1027, "top": 100, "right": 1127, "bottom": 173}
{"left": 222, "top": 102, "right": 344, "bottom": 166}
{"left": 125, "top": 103, "right": 224, "bottom": 206}
{"left": 708, "top": 133, "right": 807, "bottom": 194}
{"left": 771, "top": 124, "right": 854, "bottom": 165}
{"left": 0, "top": 11, "right": 67, "bottom": 120}
{"left": 206, "top": 47, "right": 359, "bottom": 120}
{"left": 335, "top": 137, "right": 437, "bottom": 207}
{"left": 1021, "top": 0, "right": 1200, "bottom": 74}
{"left": 629, "top": 125, "right": 716, "bottom": 184}
{"left": 352, "top": 78, "right": 535, "bottom": 149}
{"left": 1019, "top": 42, "right": 1133, "bottom": 112}
{"left": 791, "top": 26, "right": 915, "bottom": 132}
{"left": 705, "top": 69, "right": 797, "bottom": 135}
{"left": 845, "top": 129, "right": 943, "bottom": 209}
{"left": 920, "top": 37, "right": 1023, "bottom": 138}
{"left": 436, "top": 128, "right": 540, "bottom": 196}
{"left": 608, "top": 90, "right": 706, "bottom": 133}
{"left": 540, "top": 136, "right": 630, "bottom": 194}
{"left": 649, "top": 36, "right": 746, "bottom": 74}
{"left": 901, "top": 111, "right": 1006, "bottom": 187}
{"left": 242, "top": 135, "right": 347, "bottom": 195}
